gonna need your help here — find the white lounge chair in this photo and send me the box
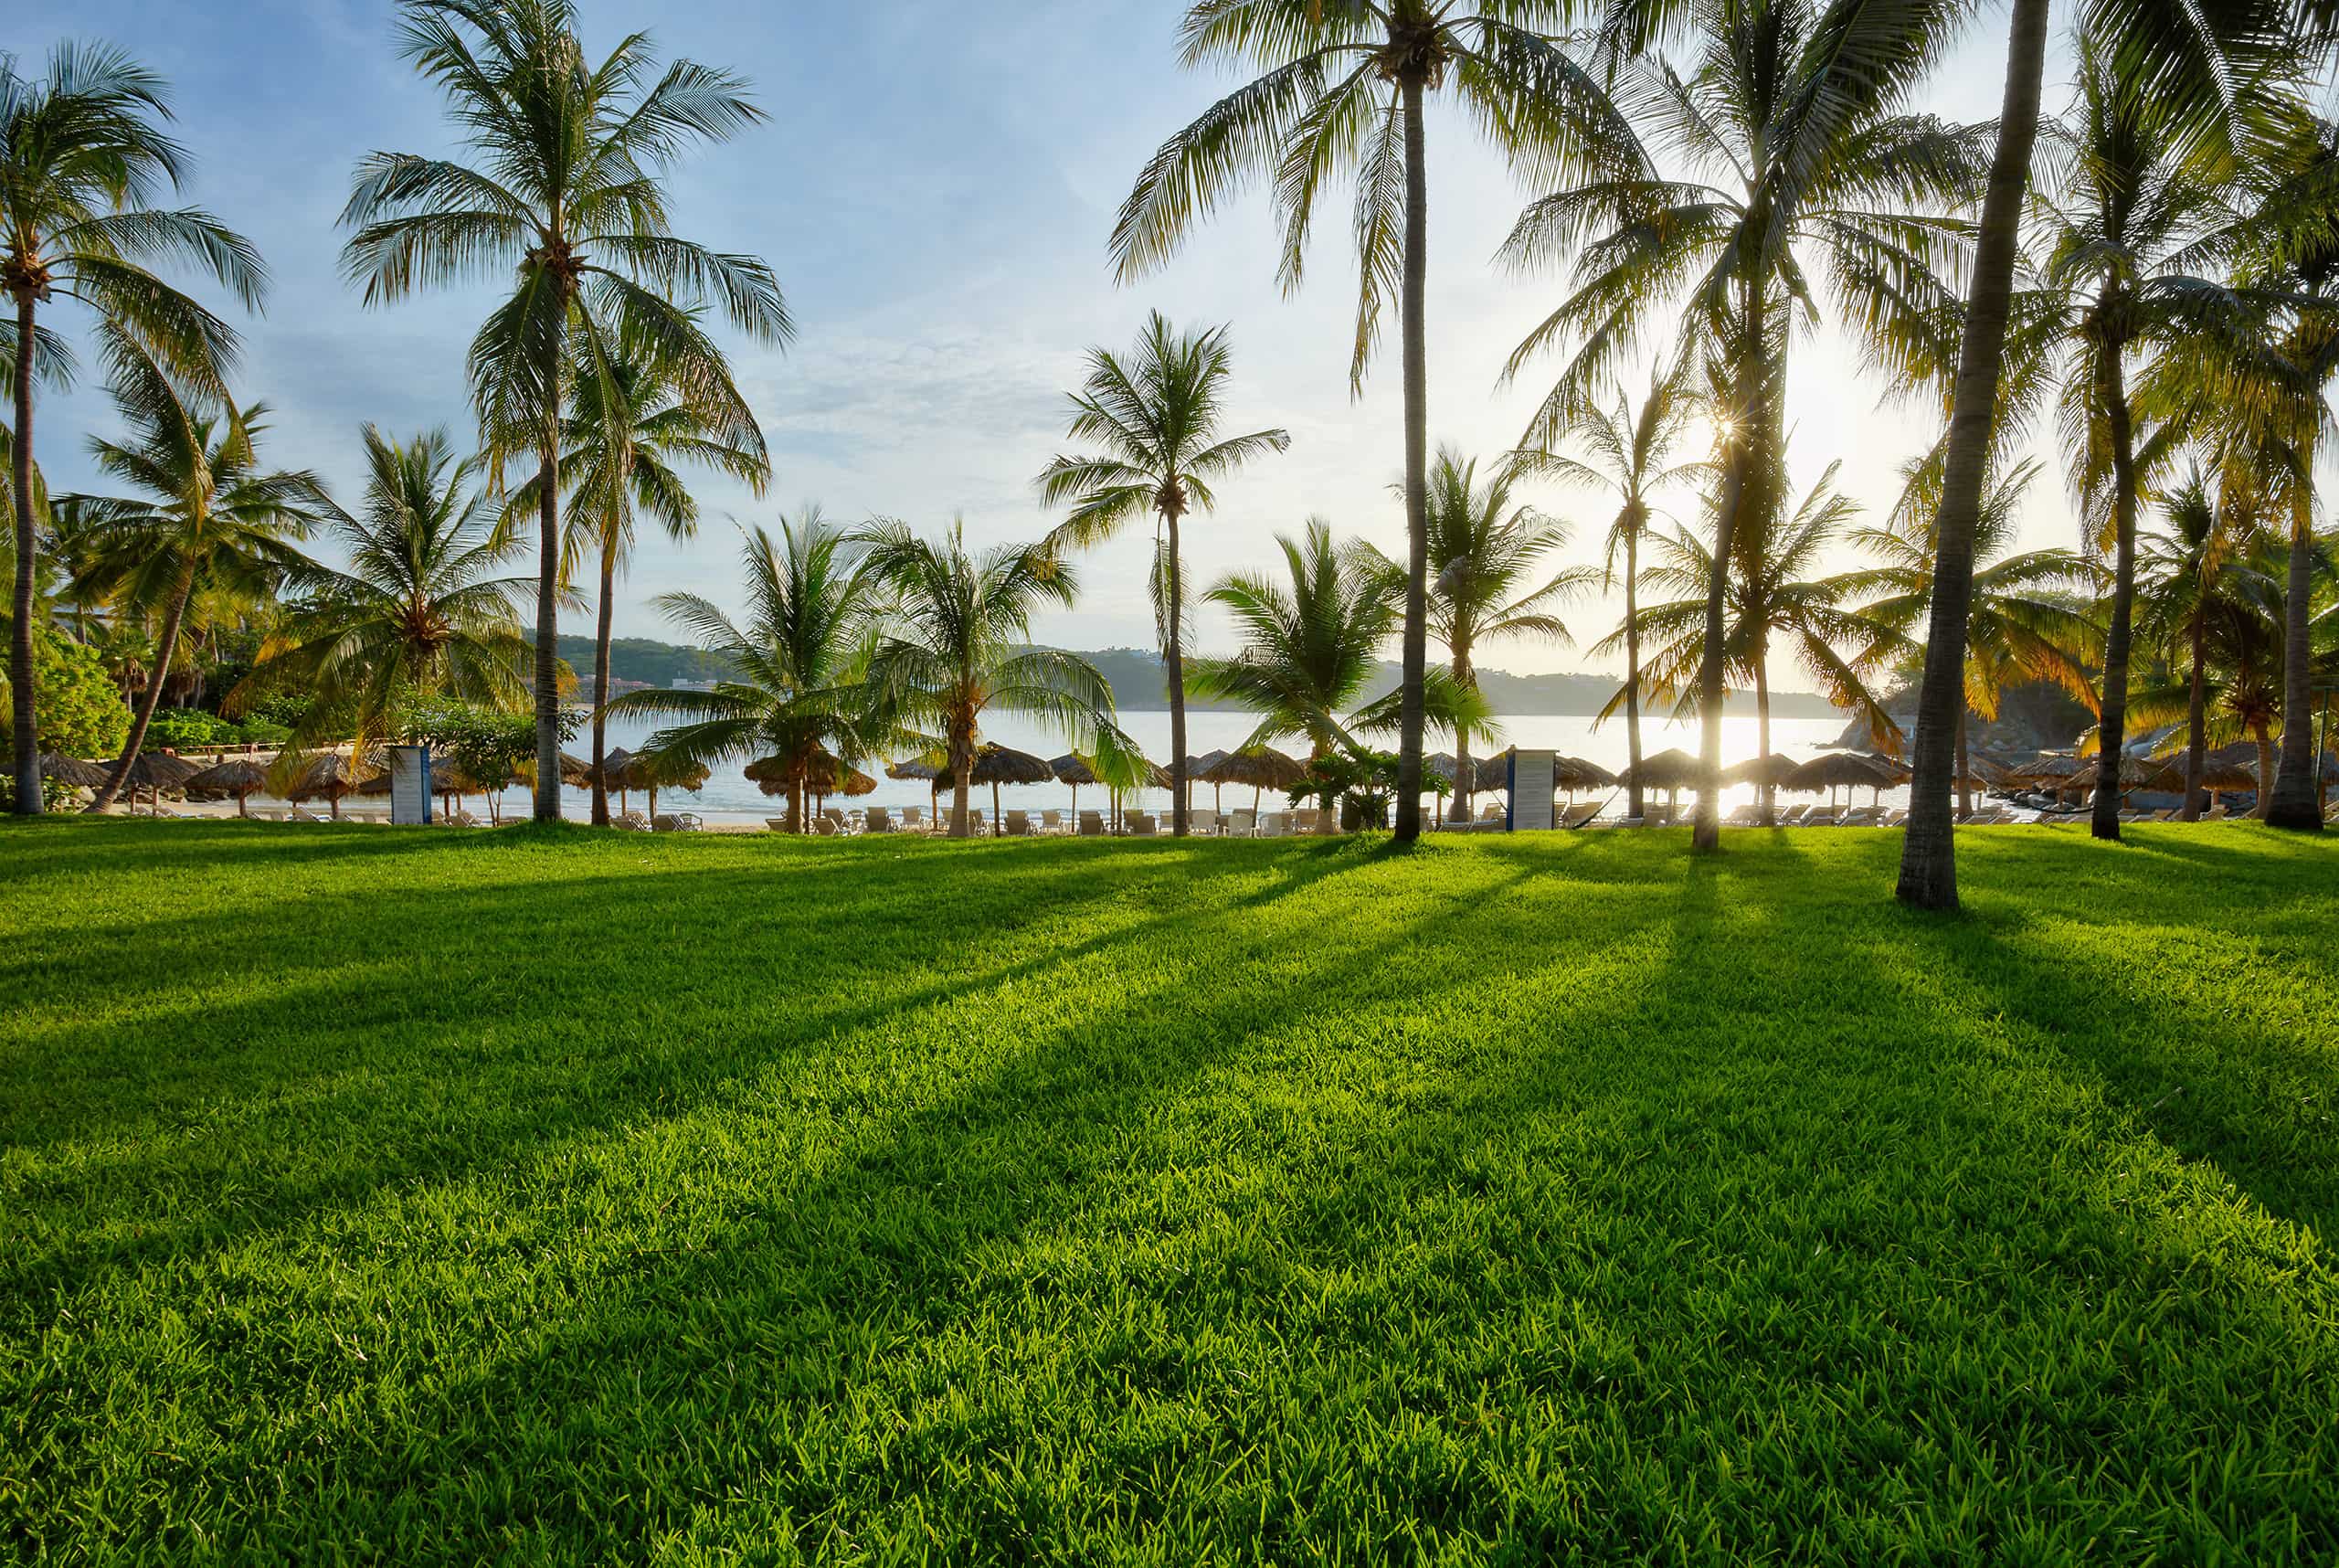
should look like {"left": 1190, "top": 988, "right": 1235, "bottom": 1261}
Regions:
{"left": 1041, "top": 810, "right": 1064, "bottom": 834}
{"left": 1256, "top": 810, "right": 1290, "bottom": 837}
{"left": 902, "top": 806, "right": 925, "bottom": 831}
{"left": 865, "top": 807, "right": 894, "bottom": 833}
{"left": 290, "top": 805, "right": 325, "bottom": 823}
{"left": 1077, "top": 810, "right": 1106, "bottom": 837}
{"left": 764, "top": 816, "right": 791, "bottom": 832}
{"left": 1003, "top": 810, "right": 1034, "bottom": 837}
{"left": 617, "top": 810, "right": 651, "bottom": 832}
{"left": 1128, "top": 811, "right": 1158, "bottom": 836}
{"left": 1227, "top": 809, "right": 1255, "bottom": 837}
{"left": 1723, "top": 804, "right": 1761, "bottom": 828}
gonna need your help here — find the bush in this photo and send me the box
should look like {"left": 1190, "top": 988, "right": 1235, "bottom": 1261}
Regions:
{"left": 0, "top": 632, "right": 132, "bottom": 807}
{"left": 145, "top": 708, "right": 240, "bottom": 750}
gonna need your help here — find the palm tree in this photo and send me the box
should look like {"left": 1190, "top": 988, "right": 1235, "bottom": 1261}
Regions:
{"left": 1847, "top": 459, "right": 2102, "bottom": 818}
{"left": 240, "top": 426, "right": 534, "bottom": 745}
{"left": 2029, "top": 37, "right": 2274, "bottom": 842}
{"left": 1190, "top": 520, "right": 1400, "bottom": 833}
{"left": 1034, "top": 310, "right": 1288, "bottom": 837}
{"left": 606, "top": 513, "right": 878, "bottom": 833}
{"left": 510, "top": 340, "right": 770, "bottom": 822}
{"left": 1112, "top": 1, "right": 1631, "bottom": 843}
{"left": 1365, "top": 447, "right": 1590, "bottom": 821}
{"left": 855, "top": 520, "right": 1126, "bottom": 838}
{"left": 61, "top": 356, "right": 315, "bottom": 811}
{"left": 342, "top": 0, "right": 790, "bottom": 821}
{"left": 1513, "top": 351, "right": 1707, "bottom": 819}
{"left": 1501, "top": 0, "right": 1984, "bottom": 850}
{"left": 2135, "top": 465, "right": 2255, "bottom": 817}
{"left": 1605, "top": 462, "right": 1899, "bottom": 821}
{"left": 2127, "top": 533, "right": 2302, "bottom": 815}
{"left": 1897, "top": 0, "right": 2305, "bottom": 906}
{"left": 4, "top": 42, "right": 266, "bottom": 812}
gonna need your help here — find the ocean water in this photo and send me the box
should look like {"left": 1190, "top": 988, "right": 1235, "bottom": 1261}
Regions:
{"left": 485, "top": 709, "right": 1866, "bottom": 823}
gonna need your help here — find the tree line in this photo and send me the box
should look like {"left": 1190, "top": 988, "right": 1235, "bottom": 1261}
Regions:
{"left": 6, "top": 0, "right": 2336, "bottom": 896}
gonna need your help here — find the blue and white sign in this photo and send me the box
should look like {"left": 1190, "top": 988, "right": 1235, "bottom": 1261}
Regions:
{"left": 388, "top": 745, "right": 434, "bottom": 825}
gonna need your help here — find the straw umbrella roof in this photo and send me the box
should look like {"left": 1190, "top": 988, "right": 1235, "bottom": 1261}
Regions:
{"left": 183, "top": 758, "right": 270, "bottom": 795}
{"left": 623, "top": 749, "right": 709, "bottom": 790}
{"left": 1623, "top": 747, "right": 1704, "bottom": 791}
{"left": 1200, "top": 747, "right": 1306, "bottom": 789}
{"left": 2004, "top": 753, "right": 2090, "bottom": 785}
{"left": 832, "top": 764, "right": 876, "bottom": 797}
{"left": 886, "top": 751, "right": 945, "bottom": 781}
{"left": 1783, "top": 751, "right": 1898, "bottom": 792}
{"left": 2190, "top": 754, "right": 2260, "bottom": 790}
{"left": 1177, "top": 747, "right": 1230, "bottom": 780}
{"left": 286, "top": 753, "right": 380, "bottom": 800}
{"left": 39, "top": 753, "right": 111, "bottom": 789}
{"left": 1723, "top": 752, "right": 1802, "bottom": 787}
{"left": 587, "top": 747, "right": 634, "bottom": 789}
{"left": 557, "top": 751, "right": 595, "bottom": 785}
{"left": 114, "top": 751, "right": 204, "bottom": 791}
{"left": 1426, "top": 751, "right": 1462, "bottom": 783}
{"left": 936, "top": 744, "right": 1054, "bottom": 789}
{"left": 1049, "top": 752, "right": 1100, "bottom": 786}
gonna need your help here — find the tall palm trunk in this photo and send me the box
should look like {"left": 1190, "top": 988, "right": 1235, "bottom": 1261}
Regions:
{"left": 588, "top": 535, "right": 617, "bottom": 826}
{"left": 1694, "top": 283, "right": 1763, "bottom": 853}
{"left": 2181, "top": 609, "right": 2207, "bottom": 821}
{"left": 1452, "top": 645, "right": 1475, "bottom": 824}
{"left": 2090, "top": 327, "right": 2139, "bottom": 842}
{"left": 1755, "top": 661, "right": 1773, "bottom": 824}
{"left": 87, "top": 572, "right": 195, "bottom": 812}
{"left": 1955, "top": 708, "right": 1972, "bottom": 820}
{"left": 948, "top": 721, "right": 973, "bottom": 838}
{"left": 1165, "top": 506, "right": 1190, "bottom": 838}
{"left": 1623, "top": 523, "right": 1645, "bottom": 821}
{"left": 1392, "top": 71, "right": 1430, "bottom": 845}
{"left": 2264, "top": 492, "right": 2323, "bottom": 829}
{"left": 533, "top": 433, "right": 563, "bottom": 822}
{"left": 2252, "top": 722, "right": 2275, "bottom": 819}
{"left": 9, "top": 291, "right": 39, "bottom": 815}
{"left": 1896, "top": 0, "right": 2051, "bottom": 906}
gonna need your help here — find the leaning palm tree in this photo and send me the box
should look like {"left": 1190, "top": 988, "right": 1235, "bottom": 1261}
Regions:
{"left": 1512, "top": 349, "right": 1708, "bottom": 819}
{"left": 1034, "top": 310, "right": 1288, "bottom": 837}
{"left": 61, "top": 355, "right": 316, "bottom": 811}
{"left": 1112, "top": 2, "right": 1631, "bottom": 843}
{"left": 1847, "top": 458, "right": 2103, "bottom": 818}
{"left": 509, "top": 339, "right": 770, "bottom": 822}
{"left": 238, "top": 426, "right": 534, "bottom": 746}
{"left": 1501, "top": 0, "right": 1985, "bottom": 849}
{"left": 342, "top": 0, "right": 790, "bottom": 821}
{"left": 855, "top": 520, "right": 1127, "bottom": 838}
{"left": 2029, "top": 36, "right": 2277, "bottom": 842}
{"left": 1606, "top": 462, "right": 1899, "bottom": 822}
{"left": 1366, "top": 447, "right": 1591, "bottom": 821}
{"left": 4, "top": 41, "right": 265, "bottom": 812}
{"left": 1896, "top": 0, "right": 2306, "bottom": 906}
{"left": 605, "top": 514, "right": 879, "bottom": 834}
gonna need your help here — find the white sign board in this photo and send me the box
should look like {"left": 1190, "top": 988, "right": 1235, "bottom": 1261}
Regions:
{"left": 1508, "top": 749, "right": 1557, "bottom": 831}
{"left": 388, "top": 745, "right": 433, "bottom": 825}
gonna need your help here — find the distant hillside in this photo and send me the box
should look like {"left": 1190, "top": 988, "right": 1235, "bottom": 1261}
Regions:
{"left": 571, "top": 636, "right": 1844, "bottom": 719}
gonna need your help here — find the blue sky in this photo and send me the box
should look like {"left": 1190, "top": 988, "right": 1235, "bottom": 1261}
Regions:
{"left": 26, "top": 1, "right": 2044, "bottom": 675}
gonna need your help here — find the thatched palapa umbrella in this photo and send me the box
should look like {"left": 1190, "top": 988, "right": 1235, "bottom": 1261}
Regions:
{"left": 39, "top": 753, "right": 111, "bottom": 793}
{"left": 101, "top": 751, "right": 202, "bottom": 812}
{"left": 590, "top": 747, "right": 636, "bottom": 813}
{"left": 287, "top": 753, "right": 380, "bottom": 820}
{"left": 183, "top": 757, "right": 270, "bottom": 817}
{"left": 621, "top": 749, "right": 710, "bottom": 819}
{"left": 936, "top": 744, "right": 1053, "bottom": 835}
{"left": 1783, "top": 751, "right": 1897, "bottom": 810}
{"left": 1621, "top": 747, "right": 1704, "bottom": 815}
{"left": 1177, "top": 748, "right": 1230, "bottom": 812}
{"left": 1201, "top": 747, "right": 1306, "bottom": 813}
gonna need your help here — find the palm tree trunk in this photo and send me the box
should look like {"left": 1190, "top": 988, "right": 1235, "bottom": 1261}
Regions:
{"left": 88, "top": 573, "right": 195, "bottom": 812}
{"left": 1165, "top": 507, "right": 1190, "bottom": 838}
{"left": 949, "top": 726, "right": 973, "bottom": 838}
{"left": 2090, "top": 330, "right": 2139, "bottom": 842}
{"left": 9, "top": 291, "right": 40, "bottom": 816}
{"left": 1392, "top": 70, "right": 1430, "bottom": 846}
{"left": 1755, "top": 661, "right": 1773, "bottom": 825}
{"left": 2264, "top": 493, "right": 2323, "bottom": 829}
{"left": 1624, "top": 524, "right": 1645, "bottom": 821}
{"left": 2181, "top": 609, "right": 2207, "bottom": 821}
{"left": 588, "top": 537, "right": 616, "bottom": 827}
{"left": 532, "top": 435, "right": 563, "bottom": 823}
{"left": 1694, "top": 285, "right": 1764, "bottom": 853}
{"left": 1955, "top": 709, "right": 1972, "bottom": 820}
{"left": 2253, "top": 723, "right": 2275, "bottom": 819}
{"left": 1453, "top": 647, "right": 1474, "bottom": 824}
{"left": 1896, "top": 0, "right": 2051, "bottom": 906}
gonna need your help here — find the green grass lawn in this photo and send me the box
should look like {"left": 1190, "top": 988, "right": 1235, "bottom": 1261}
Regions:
{"left": 3, "top": 818, "right": 2335, "bottom": 1563}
